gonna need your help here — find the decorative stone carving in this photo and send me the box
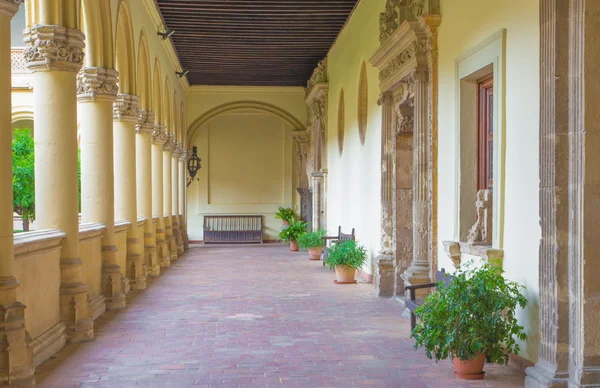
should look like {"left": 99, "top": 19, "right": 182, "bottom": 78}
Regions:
{"left": 305, "top": 58, "right": 327, "bottom": 98}
{"left": 172, "top": 142, "right": 183, "bottom": 158}
{"left": 395, "top": 104, "right": 414, "bottom": 134}
{"left": 379, "top": 0, "right": 430, "bottom": 45}
{"left": 0, "top": 0, "right": 20, "bottom": 17}
{"left": 179, "top": 148, "right": 189, "bottom": 162}
{"left": 379, "top": 42, "right": 416, "bottom": 83}
{"left": 151, "top": 124, "right": 168, "bottom": 145}
{"left": 467, "top": 189, "right": 492, "bottom": 245}
{"left": 24, "top": 24, "right": 85, "bottom": 73}
{"left": 443, "top": 241, "right": 461, "bottom": 269}
{"left": 137, "top": 110, "right": 155, "bottom": 134}
{"left": 77, "top": 67, "right": 119, "bottom": 103}
{"left": 113, "top": 93, "right": 140, "bottom": 122}
{"left": 163, "top": 134, "right": 176, "bottom": 151}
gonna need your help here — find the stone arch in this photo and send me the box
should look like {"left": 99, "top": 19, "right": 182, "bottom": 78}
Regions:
{"left": 137, "top": 30, "right": 152, "bottom": 111}
{"left": 153, "top": 58, "right": 163, "bottom": 124}
{"left": 357, "top": 61, "right": 368, "bottom": 145}
{"left": 115, "top": 0, "right": 136, "bottom": 95}
{"left": 187, "top": 100, "right": 306, "bottom": 143}
{"left": 337, "top": 88, "right": 345, "bottom": 155}
{"left": 164, "top": 76, "right": 172, "bottom": 133}
{"left": 81, "top": 0, "right": 114, "bottom": 68}
{"left": 11, "top": 106, "right": 34, "bottom": 134}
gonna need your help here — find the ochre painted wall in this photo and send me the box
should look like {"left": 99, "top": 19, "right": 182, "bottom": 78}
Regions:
{"left": 187, "top": 112, "right": 295, "bottom": 241}
{"left": 325, "top": 0, "right": 386, "bottom": 276}
{"left": 437, "top": 0, "right": 541, "bottom": 362}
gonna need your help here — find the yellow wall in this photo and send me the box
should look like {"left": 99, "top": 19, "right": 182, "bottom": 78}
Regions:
{"left": 187, "top": 111, "right": 295, "bottom": 241}
{"left": 325, "top": 0, "right": 386, "bottom": 276}
{"left": 436, "top": 0, "right": 540, "bottom": 362}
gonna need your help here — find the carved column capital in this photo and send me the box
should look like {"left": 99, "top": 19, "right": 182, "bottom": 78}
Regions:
{"left": 163, "top": 134, "right": 176, "bottom": 151}
{"left": 136, "top": 110, "right": 155, "bottom": 134}
{"left": 77, "top": 67, "right": 119, "bottom": 103}
{"left": 179, "top": 149, "right": 189, "bottom": 162}
{"left": 113, "top": 93, "right": 140, "bottom": 122}
{"left": 172, "top": 142, "right": 183, "bottom": 158}
{"left": 24, "top": 24, "right": 85, "bottom": 73}
{"left": 0, "top": 0, "right": 19, "bottom": 17}
{"left": 151, "top": 124, "right": 168, "bottom": 145}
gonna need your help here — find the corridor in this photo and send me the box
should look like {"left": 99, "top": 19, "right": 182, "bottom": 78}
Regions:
{"left": 36, "top": 245, "right": 525, "bottom": 387}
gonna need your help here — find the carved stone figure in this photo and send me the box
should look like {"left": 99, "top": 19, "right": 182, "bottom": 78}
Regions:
{"left": 467, "top": 189, "right": 493, "bottom": 245}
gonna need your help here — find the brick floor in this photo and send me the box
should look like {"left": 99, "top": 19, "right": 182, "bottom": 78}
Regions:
{"left": 36, "top": 244, "right": 526, "bottom": 387}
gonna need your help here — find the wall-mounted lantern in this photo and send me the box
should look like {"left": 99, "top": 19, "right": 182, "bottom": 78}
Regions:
{"left": 186, "top": 146, "right": 201, "bottom": 187}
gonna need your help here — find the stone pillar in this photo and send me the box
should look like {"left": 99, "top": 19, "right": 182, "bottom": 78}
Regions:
{"left": 114, "top": 94, "right": 146, "bottom": 290}
{"left": 136, "top": 111, "right": 159, "bottom": 277}
{"left": 311, "top": 172, "right": 324, "bottom": 232}
{"left": 374, "top": 93, "right": 396, "bottom": 298}
{"left": 178, "top": 151, "right": 188, "bottom": 251}
{"left": 0, "top": 1, "right": 35, "bottom": 385}
{"left": 152, "top": 125, "right": 169, "bottom": 268}
{"left": 172, "top": 144, "right": 184, "bottom": 254}
{"left": 402, "top": 71, "right": 431, "bottom": 295}
{"left": 24, "top": 24, "right": 94, "bottom": 342}
{"left": 78, "top": 67, "right": 126, "bottom": 311}
{"left": 163, "top": 135, "right": 177, "bottom": 262}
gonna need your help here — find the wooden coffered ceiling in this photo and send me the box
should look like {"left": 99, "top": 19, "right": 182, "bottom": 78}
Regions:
{"left": 156, "top": 0, "right": 360, "bottom": 86}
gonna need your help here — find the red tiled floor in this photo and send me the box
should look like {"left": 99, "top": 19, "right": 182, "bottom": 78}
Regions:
{"left": 36, "top": 244, "right": 525, "bottom": 387}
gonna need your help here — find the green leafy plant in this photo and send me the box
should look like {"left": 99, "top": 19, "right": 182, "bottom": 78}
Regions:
{"left": 274, "top": 207, "right": 296, "bottom": 223}
{"left": 12, "top": 128, "right": 35, "bottom": 231}
{"left": 412, "top": 263, "right": 528, "bottom": 365}
{"left": 278, "top": 220, "right": 307, "bottom": 242}
{"left": 325, "top": 240, "right": 367, "bottom": 270}
{"left": 297, "top": 229, "right": 327, "bottom": 250}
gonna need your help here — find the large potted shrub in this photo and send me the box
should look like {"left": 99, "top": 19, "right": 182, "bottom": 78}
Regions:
{"left": 325, "top": 240, "right": 366, "bottom": 284}
{"left": 274, "top": 207, "right": 296, "bottom": 228}
{"left": 411, "top": 263, "right": 528, "bottom": 380}
{"left": 297, "top": 229, "right": 326, "bottom": 260}
{"left": 278, "top": 220, "right": 307, "bottom": 252}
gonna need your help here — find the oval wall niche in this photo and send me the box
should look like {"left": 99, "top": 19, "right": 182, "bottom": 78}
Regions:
{"left": 337, "top": 88, "right": 345, "bottom": 155}
{"left": 357, "top": 61, "right": 368, "bottom": 145}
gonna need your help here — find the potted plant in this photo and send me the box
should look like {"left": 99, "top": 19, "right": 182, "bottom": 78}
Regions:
{"left": 278, "top": 220, "right": 307, "bottom": 252}
{"left": 297, "top": 229, "right": 327, "bottom": 260}
{"left": 275, "top": 206, "right": 296, "bottom": 228}
{"left": 411, "top": 263, "right": 528, "bottom": 380}
{"left": 325, "top": 240, "right": 366, "bottom": 284}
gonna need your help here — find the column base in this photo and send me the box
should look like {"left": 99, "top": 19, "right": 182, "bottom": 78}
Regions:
{"left": 157, "top": 239, "right": 170, "bottom": 269}
{"left": 0, "top": 277, "right": 35, "bottom": 387}
{"left": 168, "top": 236, "right": 178, "bottom": 261}
{"left": 182, "top": 227, "right": 190, "bottom": 251}
{"left": 374, "top": 255, "right": 396, "bottom": 298}
{"left": 59, "top": 282, "right": 94, "bottom": 343}
{"left": 101, "top": 263, "right": 126, "bottom": 311}
{"left": 126, "top": 253, "right": 147, "bottom": 290}
{"left": 402, "top": 263, "right": 431, "bottom": 299}
{"left": 525, "top": 363, "right": 569, "bottom": 388}
{"left": 144, "top": 246, "right": 161, "bottom": 277}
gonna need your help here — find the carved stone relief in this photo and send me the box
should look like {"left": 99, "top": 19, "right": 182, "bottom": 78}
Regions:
{"left": 467, "top": 189, "right": 492, "bottom": 245}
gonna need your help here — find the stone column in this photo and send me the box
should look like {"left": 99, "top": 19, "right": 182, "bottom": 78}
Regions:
{"left": 114, "top": 94, "right": 146, "bottom": 290}
{"left": 311, "top": 172, "right": 324, "bottom": 232}
{"left": 163, "top": 135, "right": 177, "bottom": 262}
{"left": 0, "top": 1, "right": 35, "bottom": 385}
{"left": 374, "top": 93, "right": 396, "bottom": 297}
{"left": 402, "top": 71, "right": 431, "bottom": 294}
{"left": 136, "top": 111, "right": 159, "bottom": 276}
{"left": 179, "top": 151, "right": 189, "bottom": 250}
{"left": 24, "top": 24, "right": 94, "bottom": 342}
{"left": 78, "top": 67, "right": 125, "bottom": 311}
{"left": 152, "top": 124, "right": 169, "bottom": 268}
{"left": 172, "top": 143, "right": 184, "bottom": 254}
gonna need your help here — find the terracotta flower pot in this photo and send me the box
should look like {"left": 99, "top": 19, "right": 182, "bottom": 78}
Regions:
{"left": 289, "top": 240, "right": 299, "bottom": 251}
{"left": 453, "top": 353, "right": 486, "bottom": 380}
{"left": 282, "top": 220, "right": 290, "bottom": 228}
{"left": 334, "top": 265, "right": 356, "bottom": 283}
{"left": 308, "top": 247, "right": 322, "bottom": 261}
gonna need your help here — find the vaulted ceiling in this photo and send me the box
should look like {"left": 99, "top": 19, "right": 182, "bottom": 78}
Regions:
{"left": 156, "top": 0, "right": 360, "bottom": 86}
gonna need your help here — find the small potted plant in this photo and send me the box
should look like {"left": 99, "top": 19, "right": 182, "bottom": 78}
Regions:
{"left": 411, "top": 263, "right": 528, "bottom": 380}
{"left": 297, "top": 229, "right": 327, "bottom": 260}
{"left": 325, "top": 240, "right": 366, "bottom": 284}
{"left": 275, "top": 206, "right": 296, "bottom": 228}
{"left": 278, "top": 220, "right": 307, "bottom": 252}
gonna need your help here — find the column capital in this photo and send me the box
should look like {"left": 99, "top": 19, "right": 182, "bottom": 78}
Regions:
{"left": 179, "top": 149, "right": 189, "bottom": 161}
{"left": 172, "top": 142, "right": 183, "bottom": 158}
{"left": 0, "top": 0, "right": 19, "bottom": 17}
{"left": 24, "top": 24, "right": 85, "bottom": 73}
{"left": 152, "top": 124, "right": 168, "bottom": 145}
{"left": 113, "top": 94, "right": 140, "bottom": 122}
{"left": 136, "top": 110, "right": 155, "bottom": 134}
{"left": 163, "top": 134, "right": 176, "bottom": 152}
{"left": 77, "top": 67, "right": 119, "bottom": 103}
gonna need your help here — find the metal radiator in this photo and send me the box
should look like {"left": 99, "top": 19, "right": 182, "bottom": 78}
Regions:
{"left": 203, "top": 215, "right": 263, "bottom": 244}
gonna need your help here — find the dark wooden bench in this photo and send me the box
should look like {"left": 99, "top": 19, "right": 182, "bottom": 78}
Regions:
{"left": 203, "top": 215, "right": 263, "bottom": 244}
{"left": 405, "top": 269, "right": 455, "bottom": 330}
{"left": 321, "top": 226, "right": 356, "bottom": 267}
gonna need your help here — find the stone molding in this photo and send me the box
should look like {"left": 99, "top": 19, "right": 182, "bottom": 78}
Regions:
{"left": 379, "top": 0, "right": 439, "bottom": 45}
{"left": 137, "top": 110, "right": 155, "bottom": 134}
{"left": 0, "top": 0, "right": 19, "bottom": 17}
{"left": 305, "top": 58, "right": 327, "bottom": 98}
{"left": 24, "top": 24, "right": 85, "bottom": 73}
{"left": 113, "top": 94, "right": 141, "bottom": 122}
{"left": 13, "top": 229, "right": 66, "bottom": 257}
{"left": 163, "top": 134, "right": 176, "bottom": 151}
{"left": 77, "top": 67, "right": 119, "bottom": 103}
{"left": 79, "top": 222, "right": 106, "bottom": 242}
{"left": 114, "top": 220, "right": 131, "bottom": 234}
{"left": 172, "top": 142, "right": 183, "bottom": 158}
{"left": 152, "top": 124, "right": 168, "bottom": 145}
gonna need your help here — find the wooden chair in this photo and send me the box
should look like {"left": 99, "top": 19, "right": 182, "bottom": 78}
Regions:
{"left": 405, "top": 269, "right": 455, "bottom": 330}
{"left": 321, "top": 226, "right": 356, "bottom": 267}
